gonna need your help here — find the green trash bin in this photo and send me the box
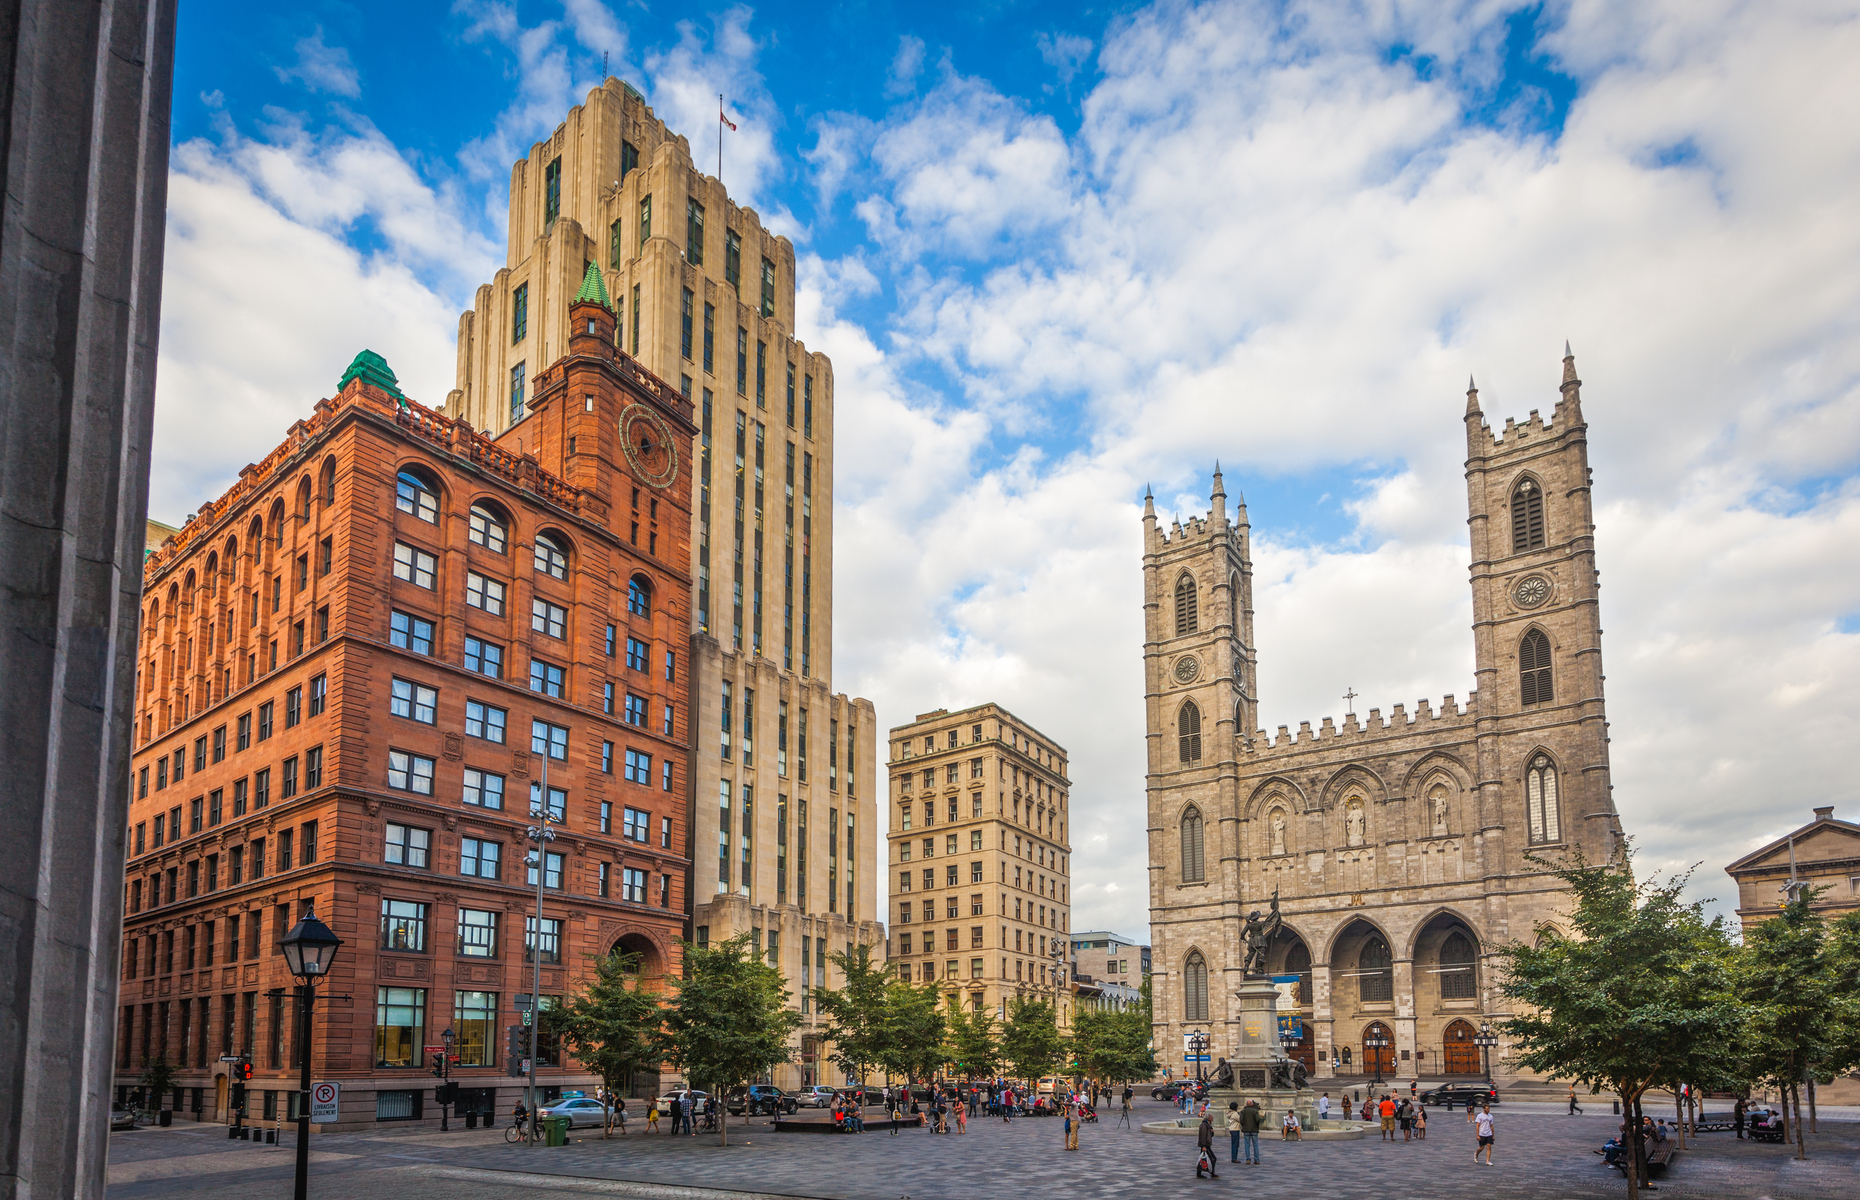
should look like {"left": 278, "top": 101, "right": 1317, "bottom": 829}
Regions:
{"left": 544, "top": 1116, "right": 570, "bottom": 1147}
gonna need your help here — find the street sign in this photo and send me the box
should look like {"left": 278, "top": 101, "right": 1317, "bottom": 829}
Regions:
{"left": 423, "top": 1044, "right": 446, "bottom": 1053}
{"left": 218, "top": 1054, "right": 244, "bottom": 1063}
{"left": 1183, "top": 1054, "right": 1210, "bottom": 1062}
{"left": 310, "top": 1081, "right": 340, "bottom": 1123}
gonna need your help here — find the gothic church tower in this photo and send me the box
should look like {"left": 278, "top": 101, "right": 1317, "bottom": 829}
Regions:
{"left": 1145, "top": 352, "right": 1623, "bottom": 1087}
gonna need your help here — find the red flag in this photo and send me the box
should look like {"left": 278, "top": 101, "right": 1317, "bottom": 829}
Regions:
{"left": 721, "top": 102, "right": 738, "bottom": 132}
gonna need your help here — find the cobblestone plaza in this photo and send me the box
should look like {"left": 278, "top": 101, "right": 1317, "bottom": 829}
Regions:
{"left": 106, "top": 1101, "right": 1859, "bottom": 1200}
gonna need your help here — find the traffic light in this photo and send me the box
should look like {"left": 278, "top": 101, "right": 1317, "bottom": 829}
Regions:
{"left": 239, "top": 1059, "right": 253, "bottom": 1082}
{"left": 431, "top": 1052, "right": 446, "bottom": 1078}
{"left": 506, "top": 1025, "right": 525, "bottom": 1078}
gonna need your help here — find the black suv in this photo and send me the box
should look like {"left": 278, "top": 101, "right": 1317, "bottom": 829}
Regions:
{"left": 726, "top": 1085, "right": 798, "bottom": 1116}
{"left": 1152, "top": 1081, "right": 1206, "bottom": 1102}
{"left": 1418, "top": 1083, "right": 1499, "bottom": 1108}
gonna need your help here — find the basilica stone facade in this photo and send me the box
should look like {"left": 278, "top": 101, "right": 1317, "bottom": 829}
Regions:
{"left": 1144, "top": 351, "right": 1626, "bottom": 1084}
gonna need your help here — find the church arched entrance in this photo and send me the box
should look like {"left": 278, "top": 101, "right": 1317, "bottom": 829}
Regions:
{"left": 1267, "top": 930, "right": 1314, "bottom": 1073}
{"left": 1442, "top": 1019, "right": 1480, "bottom": 1075}
{"left": 1362, "top": 1022, "right": 1396, "bottom": 1077}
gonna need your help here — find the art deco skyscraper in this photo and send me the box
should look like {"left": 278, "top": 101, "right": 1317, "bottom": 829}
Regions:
{"left": 444, "top": 81, "right": 881, "bottom": 1087}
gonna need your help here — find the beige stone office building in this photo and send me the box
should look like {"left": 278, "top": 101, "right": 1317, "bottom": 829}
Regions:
{"left": 1145, "top": 352, "right": 1627, "bottom": 1083}
{"left": 886, "top": 705, "right": 1074, "bottom": 1021}
{"left": 441, "top": 79, "right": 881, "bottom": 1090}
{"left": 1726, "top": 806, "right": 1860, "bottom": 926}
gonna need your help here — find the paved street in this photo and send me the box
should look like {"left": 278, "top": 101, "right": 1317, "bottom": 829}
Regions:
{"left": 107, "top": 1100, "right": 1860, "bottom": 1200}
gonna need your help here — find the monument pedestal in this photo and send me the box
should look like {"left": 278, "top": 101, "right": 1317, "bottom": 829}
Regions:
{"left": 1210, "top": 977, "right": 1319, "bottom": 1129}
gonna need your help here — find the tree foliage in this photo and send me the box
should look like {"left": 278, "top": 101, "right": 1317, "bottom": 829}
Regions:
{"left": 1071, "top": 977, "right": 1158, "bottom": 1084}
{"left": 942, "top": 994, "right": 1000, "bottom": 1080}
{"left": 653, "top": 933, "right": 800, "bottom": 1144}
{"left": 1496, "top": 851, "right": 1743, "bottom": 1197}
{"left": 879, "top": 981, "right": 949, "bottom": 1082}
{"left": 545, "top": 950, "right": 659, "bottom": 1136}
{"left": 811, "top": 944, "right": 892, "bottom": 1088}
{"left": 140, "top": 1052, "right": 178, "bottom": 1110}
{"left": 1000, "top": 995, "right": 1066, "bottom": 1082}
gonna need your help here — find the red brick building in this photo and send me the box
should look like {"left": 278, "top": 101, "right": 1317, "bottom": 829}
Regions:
{"left": 116, "top": 277, "right": 693, "bottom": 1129}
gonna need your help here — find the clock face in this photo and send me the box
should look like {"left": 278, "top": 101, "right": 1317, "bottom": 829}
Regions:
{"left": 619, "top": 403, "right": 678, "bottom": 490}
{"left": 1173, "top": 655, "right": 1200, "bottom": 684}
{"left": 1514, "top": 575, "right": 1551, "bottom": 608}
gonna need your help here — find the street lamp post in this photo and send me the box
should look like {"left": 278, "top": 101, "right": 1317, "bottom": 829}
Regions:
{"left": 281, "top": 905, "right": 343, "bottom": 1200}
{"left": 525, "top": 750, "right": 558, "bottom": 1147}
{"left": 1473, "top": 1023, "right": 1500, "bottom": 1088}
{"left": 440, "top": 1027, "right": 454, "bottom": 1131}
{"left": 1364, "top": 1032, "right": 1389, "bottom": 1086}
{"left": 1188, "top": 1029, "right": 1209, "bottom": 1083}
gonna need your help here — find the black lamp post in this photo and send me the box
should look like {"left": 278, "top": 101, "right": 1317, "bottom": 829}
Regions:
{"left": 1188, "top": 1029, "right": 1209, "bottom": 1083}
{"left": 1473, "top": 1023, "right": 1500, "bottom": 1087}
{"left": 1364, "top": 1032, "right": 1390, "bottom": 1085}
{"left": 440, "top": 1027, "right": 455, "bottom": 1131}
{"left": 281, "top": 905, "right": 342, "bottom": 1200}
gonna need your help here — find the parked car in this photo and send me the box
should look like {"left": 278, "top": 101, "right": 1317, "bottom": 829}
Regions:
{"left": 1151, "top": 1080, "right": 1207, "bottom": 1102}
{"left": 656, "top": 1089, "right": 711, "bottom": 1113}
{"left": 798, "top": 1085, "right": 838, "bottom": 1109}
{"left": 536, "top": 1096, "right": 613, "bottom": 1129}
{"left": 726, "top": 1085, "right": 798, "bottom": 1116}
{"left": 1418, "top": 1083, "right": 1499, "bottom": 1108}
{"left": 837, "top": 1086, "right": 884, "bottom": 1107}
{"left": 109, "top": 1103, "right": 137, "bottom": 1131}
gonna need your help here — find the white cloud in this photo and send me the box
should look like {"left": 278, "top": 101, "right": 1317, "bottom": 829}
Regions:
{"left": 274, "top": 27, "right": 361, "bottom": 98}
{"left": 815, "top": 0, "right": 1860, "bottom": 934}
{"left": 1035, "top": 31, "right": 1093, "bottom": 88}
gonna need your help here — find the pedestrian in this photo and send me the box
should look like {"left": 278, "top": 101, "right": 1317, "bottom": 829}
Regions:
{"left": 1474, "top": 1104, "right": 1495, "bottom": 1165}
{"left": 1196, "top": 1110, "right": 1220, "bottom": 1179}
{"left": 956, "top": 1097, "right": 967, "bottom": 1135}
{"left": 1734, "top": 1096, "right": 1747, "bottom": 1140}
{"left": 1318, "top": 1092, "right": 1330, "bottom": 1122}
{"left": 1239, "top": 1098, "right": 1262, "bottom": 1164}
{"left": 1063, "top": 1105, "right": 1074, "bottom": 1151}
{"left": 1568, "top": 1085, "right": 1583, "bottom": 1116}
{"left": 646, "top": 1098, "right": 660, "bottom": 1133}
{"left": 1379, "top": 1094, "right": 1397, "bottom": 1142}
{"left": 1414, "top": 1103, "right": 1426, "bottom": 1140}
{"left": 1400, "top": 1097, "right": 1413, "bottom": 1141}
{"left": 1228, "top": 1102, "right": 1242, "bottom": 1164}
{"left": 1282, "top": 1108, "right": 1301, "bottom": 1141}
{"left": 667, "top": 1095, "right": 681, "bottom": 1137}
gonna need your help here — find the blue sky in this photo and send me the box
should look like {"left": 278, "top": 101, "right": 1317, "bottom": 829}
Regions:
{"left": 160, "top": 1, "right": 1860, "bottom": 935}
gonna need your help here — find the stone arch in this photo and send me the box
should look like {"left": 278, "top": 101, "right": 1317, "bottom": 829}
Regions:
{"left": 1319, "top": 763, "right": 1388, "bottom": 811}
{"left": 1508, "top": 470, "right": 1548, "bottom": 552}
{"left": 1182, "top": 947, "right": 1210, "bottom": 1022}
{"left": 1321, "top": 913, "right": 1395, "bottom": 968}
{"left": 608, "top": 929, "right": 671, "bottom": 987}
{"left": 1173, "top": 570, "right": 1198, "bottom": 636}
{"left": 1178, "top": 803, "right": 1206, "bottom": 883}
{"left": 1241, "top": 776, "right": 1308, "bottom": 820}
{"left": 1519, "top": 745, "right": 1564, "bottom": 845}
{"left": 1176, "top": 698, "right": 1202, "bottom": 763}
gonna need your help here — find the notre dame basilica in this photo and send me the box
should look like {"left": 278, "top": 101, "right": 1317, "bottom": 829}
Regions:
{"left": 1143, "top": 349, "right": 1625, "bottom": 1084}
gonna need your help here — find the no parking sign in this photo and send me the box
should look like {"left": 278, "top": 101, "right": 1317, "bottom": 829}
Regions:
{"left": 310, "top": 1082, "right": 339, "bottom": 1123}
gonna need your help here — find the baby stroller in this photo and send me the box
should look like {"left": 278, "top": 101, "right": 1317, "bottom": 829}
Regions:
{"left": 1079, "top": 1103, "right": 1099, "bottom": 1124}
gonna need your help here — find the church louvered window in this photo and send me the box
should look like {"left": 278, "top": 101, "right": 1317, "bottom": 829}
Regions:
{"left": 1178, "top": 701, "right": 1202, "bottom": 763}
{"left": 1439, "top": 931, "right": 1477, "bottom": 1000}
{"left": 1526, "top": 755, "right": 1561, "bottom": 844}
{"left": 1358, "top": 936, "right": 1393, "bottom": 1002}
{"left": 1181, "top": 806, "right": 1205, "bottom": 882}
{"left": 1174, "top": 574, "right": 1198, "bottom": 635}
{"left": 1519, "top": 630, "right": 1553, "bottom": 705}
{"left": 1510, "top": 478, "right": 1545, "bottom": 552}
{"left": 1184, "top": 951, "right": 1209, "bottom": 1021}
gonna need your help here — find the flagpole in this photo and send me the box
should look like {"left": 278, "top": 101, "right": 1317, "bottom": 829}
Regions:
{"left": 718, "top": 92, "right": 723, "bottom": 183}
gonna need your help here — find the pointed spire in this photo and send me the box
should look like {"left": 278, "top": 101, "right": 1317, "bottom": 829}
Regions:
{"left": 1561, "top": 341, "right": 1582, "bottom": 401}
{"left": 1210, "top": 461, "right": 1227, "bottom": 525}
{"left": 1465, "top": 373, "right": 1481, "bottom": 417}
{"left": 1142, "top": 485, "right": 1156, "bottom": 521}
{"left": 573, "top": 260, "right": 614, "bottom": 311}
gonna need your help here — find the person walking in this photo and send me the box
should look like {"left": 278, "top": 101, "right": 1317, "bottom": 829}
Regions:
{"left": 1196, "top": 1111, "right": 1220, "bottom": 1179}
{"left": 1568, "top": 1086, "right": 1584, "bottom": 1116}
{"left": 646, "top": 1098, "right": 660, "bottom": 1133}
{"left": 1062, "top": 1103, "right": 1075, "bottom": 1151}
{"left": 1414, "top": 1103, "right": 1427, "bottom": 1140}
{"left": 1378, "top": 1094, "right": 1397, "bottom": 1142}
{"left": 1474, "top": 1104, "right": 1495, "bottom": 1165}
{"left": 1399, "top": 1097, "right": 1413, "bottom": 1142}
{"left": 956, "top": 1096, "right": 967, "bottom": 1135}
{"left": 667, "top": 1095, "right": 682, "bottom": 1137}
{"left": 1238, "top": 1098, "right": 1262, "bottom": 1164}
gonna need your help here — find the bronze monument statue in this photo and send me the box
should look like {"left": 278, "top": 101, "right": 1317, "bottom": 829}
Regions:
{"left": 1240, "top": 888, "right": 1283, "bottom": 977}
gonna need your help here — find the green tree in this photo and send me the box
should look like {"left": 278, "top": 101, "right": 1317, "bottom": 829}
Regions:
{"left": 545, "top": 950, "right": 659, "bottom": 1136}
{"left": 811, "top": 944, "right": 891, "bottom": 1093}
{"left": 943, "top": 994, "right": 1000, "bottom": 1081}
{"left": 1000, "top": 995, "right": 1066, "bottom": 1084}
{"left": 1734, "top": 888, "right": 1852, "bottom": 1158}
{"left": 881, "top": 981, "right": 949, "bottom": 1083}
{"left": 654, "top": 933, "right": 801, "bottom": 1144}
{"left": 1087, "top": 978, "right": 1159, "bottom": 1086}
{"left": 1496, "top": 851, "right": 1743, "bottom": 1197}
{"left": 140, "top": 1052, "right": 178, "bottom": 1113}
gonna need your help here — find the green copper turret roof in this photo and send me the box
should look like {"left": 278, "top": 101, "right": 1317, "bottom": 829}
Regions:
{"left": 338, "top": 349, "right": 406, "bottom": 401}
{"left": 574, "top": 260, "right": 613, "bottom": 311}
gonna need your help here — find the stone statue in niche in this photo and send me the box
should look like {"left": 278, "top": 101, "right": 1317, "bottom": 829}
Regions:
{"left": 1431, "top": 788, "right": 1450, "bottom": 836}
{"left": 1269, "top": 809, "right": 1286, "bottom": 856}
{"left": 1345, "top": 799, "right": 1366, "bottom": 847}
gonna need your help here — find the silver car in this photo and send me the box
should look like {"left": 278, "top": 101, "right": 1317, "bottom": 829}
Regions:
{"left": 797, "top": 1085, "right": 838, "bottom": 1109}
{"left": 536, "top": 1096, "right": 615, "bottom": 1129}
{"left": 109, "top": 1103, "right": 136, "bottom": 1131}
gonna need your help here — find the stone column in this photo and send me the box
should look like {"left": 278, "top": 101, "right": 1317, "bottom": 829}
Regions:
{"left": 0, "top": 2, "right": 176, "bottom": 1198}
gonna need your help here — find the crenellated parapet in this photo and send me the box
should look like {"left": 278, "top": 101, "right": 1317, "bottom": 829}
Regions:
{"left": 1243, "top": 692, "right": 1479, "bottom": 755}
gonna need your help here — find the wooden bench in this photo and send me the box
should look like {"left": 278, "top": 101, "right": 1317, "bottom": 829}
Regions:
{"left": 1609, "top": 1139, "right": 1677, "bottom": 1179}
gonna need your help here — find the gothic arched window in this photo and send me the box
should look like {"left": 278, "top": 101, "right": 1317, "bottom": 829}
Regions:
{"left": 1510, "top": 477, "right": 1545, "bottom": 552}
{"left": 1228, "top": 572, "right": 1239, "bottom": 631}
{"left": 1174, "top": 573, "right": 1198, "bottom": 636}
{"left": 1178, "top": 701, "right": 1202, "bottom": 763}
{"left": 1520, "top": 629, "right": 1553, "bottom": 705}
{"left": 1181, "top": 806, "right": 1205, "bottom": 882}
{"left": 1184, "top": 951, "right": 1209, "bottom": 1022}
{"left": 1439, "top": 931, "right": 1477, "bottom": 1000}
{"left": 1284, "top": 941, "right": 1312, "bottom": 1005}
{"left": 1358, "top": 936, "right": 1393, "bottom": 1002}
{"left": 1526, "top": 755, "right": 1561, "bottom": 844}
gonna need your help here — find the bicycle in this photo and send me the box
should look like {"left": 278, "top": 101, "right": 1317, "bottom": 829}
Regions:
{"left": 505, "top": 1118, "right": 536, "bottom": 1143}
